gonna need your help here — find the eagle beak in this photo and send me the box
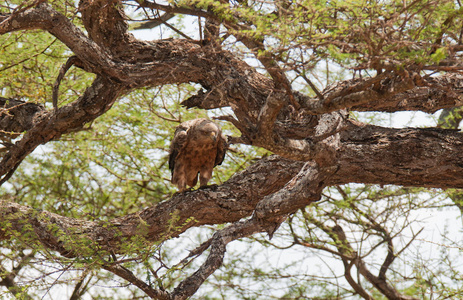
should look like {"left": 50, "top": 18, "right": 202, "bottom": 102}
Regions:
{"left": 210, "top": 132, "right": 217, "bottom": 142}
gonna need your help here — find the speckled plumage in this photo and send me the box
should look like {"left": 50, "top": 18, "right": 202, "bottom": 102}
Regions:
{"left": 169, "top": 118, "right": 227, "bottom": 191}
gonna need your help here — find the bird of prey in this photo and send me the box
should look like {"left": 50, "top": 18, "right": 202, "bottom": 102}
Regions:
{"left": 169, "top": 118, "right": 227, "bottom": 191}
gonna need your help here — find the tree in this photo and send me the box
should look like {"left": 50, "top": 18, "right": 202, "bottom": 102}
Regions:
{"left": 1, "top": 0, "right": 463, "bottom": 299}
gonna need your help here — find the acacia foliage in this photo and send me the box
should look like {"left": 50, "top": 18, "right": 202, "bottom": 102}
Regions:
{"left": 1, "top": 0, "right": 463, "bottom": 299}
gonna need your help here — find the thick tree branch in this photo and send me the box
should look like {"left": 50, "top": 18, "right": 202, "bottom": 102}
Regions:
{"left": 3, "top": 2, "right": 463, "bottom": 143}
{"left": 306, "top": 73, "right": 415, "bottom": 114}
{"left": 78, "top": 0, "right": 132, "bottom": 51}
{"left": 0, "top": 3, "right": 204, "bottom": 86}
{"left": 0, "top": 76, "right": 124, "bottom": 184}
{"left": 172, "top": 160, "right": 333, "bottom": 299}
{"left": 138, "top": 0, "right": 295, "bottom": 102}
{"left": 2, "top": 122, "right": 463, "bottom": 256}
{"left": 334, "top": 121, "right": 463, "bottom": 188}
{"left": 0, "top": 156, "right": 301, "bottom": 256}
{"left": 0, "top": 3, "right": 118, "bottom": 77}
{"left": 171, "top": 219, "right": 262, "bottom": 300}
{"left": 1, "top": 121, "right": 463, "bottom": 298}
{"left": 351, "top": 75, "right": 463, "bottom": 113}
{"left": 256, "top": 90, "right": 285, "bottom": 140}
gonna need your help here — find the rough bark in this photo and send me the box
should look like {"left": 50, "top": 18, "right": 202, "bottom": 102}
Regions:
{"left": 0, "top": 156, "right": 300, "bottom": 255}
{"left": 3, "top": 119, "right": 463, "bottom": 257}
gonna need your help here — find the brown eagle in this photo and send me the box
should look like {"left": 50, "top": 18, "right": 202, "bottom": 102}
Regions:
{"left": 169, "top": 118, "right": 227, "bottom": 191}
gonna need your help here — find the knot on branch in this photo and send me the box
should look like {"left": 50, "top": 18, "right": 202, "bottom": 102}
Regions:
{"left": 0, "top": 98, "right": 45, "bottom": 137}
{"left": 181, "top": 88, "right": 229, "bottom": 110}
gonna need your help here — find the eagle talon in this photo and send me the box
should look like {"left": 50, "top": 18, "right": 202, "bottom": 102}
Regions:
{"left": 200, "top": 184, "right": 219, "bottom": 190}
{"left": 172, "top": 187, "right": 193, "bottom": 195}
{"left": 198, "top": 184, "right": 218, "bottom": 190}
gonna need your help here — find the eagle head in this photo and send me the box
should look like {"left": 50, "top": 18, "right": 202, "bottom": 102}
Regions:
{"left": 198, "top": 122, "right": 219, "bottom": 144}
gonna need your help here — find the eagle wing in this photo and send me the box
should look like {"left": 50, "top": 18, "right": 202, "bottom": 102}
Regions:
{"left": 214, "top": 132, "right": 227, "bottom": 166}
{"left": 168, "top": 122, "right": 189, "bottom": 174}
